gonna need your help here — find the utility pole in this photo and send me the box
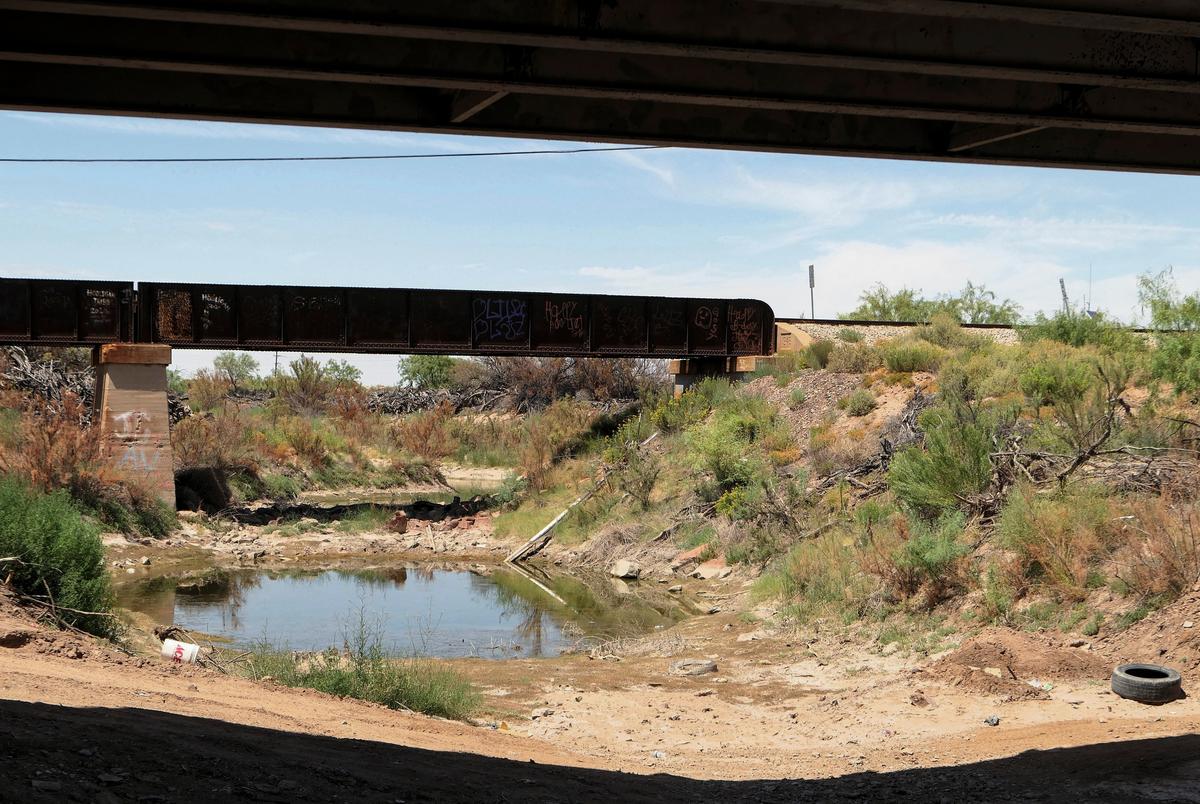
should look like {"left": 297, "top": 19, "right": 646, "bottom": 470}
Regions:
{"left": 808, "top": 264, "right": 815, "bottom": 319}
{"left": 1059, "top": 278, "right": 1070, "bottom": 314}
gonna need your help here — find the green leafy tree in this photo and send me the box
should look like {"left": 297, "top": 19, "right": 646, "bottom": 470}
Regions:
{"left": 213, "top": 351, "right": 260, "bottom": 391}
{"left": 1138, "top": 268, "right": 1200, "bottom": 394}
{"left": 400, "top": 355, "right": 455, "bottom": 389}
{"left": 324, "top": 359, "right": 363, "bottom": 388}
{"left": 842, "top": 282, "right": 1019, "bottom": 324}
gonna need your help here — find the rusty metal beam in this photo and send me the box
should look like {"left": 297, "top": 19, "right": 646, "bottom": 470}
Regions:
{"left": 0, "top": 279, "right": 776, "bottom": 358}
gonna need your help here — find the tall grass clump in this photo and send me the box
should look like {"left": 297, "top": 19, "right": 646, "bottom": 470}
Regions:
{"left": 240, "top": 612, "right": 480, "bottom": 720}
{"left": 754, "top": 530, "right": 873, "bottom": 623}
{"left": 860, "top": 512, "right": 971, "bottom": 608}
{"left": 0, "top": 478, "right": 116, "bottom": 637}
{"left": 880, "top": 338, "right": 946, "bottom": 372}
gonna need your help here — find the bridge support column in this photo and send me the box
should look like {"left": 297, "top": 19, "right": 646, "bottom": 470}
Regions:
{"left": 93, "top": 343, "right": 175, "bottom": 507}
{"left": 668, "top": 357, "right": 757, "bottom": 397}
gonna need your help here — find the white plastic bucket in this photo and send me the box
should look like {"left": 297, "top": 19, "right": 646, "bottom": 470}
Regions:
{"left": 161, "top": 638, "right": 199, "bottom": 664}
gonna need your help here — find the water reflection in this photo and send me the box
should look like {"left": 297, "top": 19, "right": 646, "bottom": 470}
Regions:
{"left": 120, "top": 565, "right": 690, "bottom": 659}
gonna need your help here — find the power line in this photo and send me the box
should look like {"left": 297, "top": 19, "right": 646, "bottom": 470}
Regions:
{"left": 0, "top": 144, "right": 666, "bottom": 164}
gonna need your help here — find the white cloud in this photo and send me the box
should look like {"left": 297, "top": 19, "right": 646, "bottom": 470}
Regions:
{"left": 608, "top": 150, "right": 675, "bottom": 186}
{"left": 925, "top": 213, "right": 1200, "bottom": 252}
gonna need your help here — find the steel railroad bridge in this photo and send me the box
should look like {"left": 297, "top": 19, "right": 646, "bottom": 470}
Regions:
{"left": 2, "top": 0, "right": 1197, "bottom": 499}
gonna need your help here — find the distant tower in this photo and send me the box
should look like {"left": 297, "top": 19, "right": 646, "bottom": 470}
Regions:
{"left": 1059, "top": 278, "right": 1070, "bottom": 314}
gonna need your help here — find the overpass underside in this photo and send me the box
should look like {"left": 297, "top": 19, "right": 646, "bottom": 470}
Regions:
{"left": 1, "top": 1, "right": 1200, "bottom": 173}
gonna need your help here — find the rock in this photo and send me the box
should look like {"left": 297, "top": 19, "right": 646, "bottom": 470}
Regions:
{"left": 982, "top": 667, "right": 1004, "bottom": 678}
{"left": 669, "top": 658, "right": 718, "bottom": 676}
{"left": 1068, "top": 639, "right": 1089, "bottom": 648}
{"left": 531, "top": 707, "right": 554, "bottom": 719}
{"left": 1184, "top": 621, "right": 1195, "bottom": 629}
{"left": 387, "top": 511, "right": 410, "bottom": 534}
{"left": 670, "top": 545, "right": 707, "bottom": 573}
{"left": 705, "top": 606, "right": 721, "bottom": 615}
{"left": 692, "top": 558, "right": 731, "bottom": 580}
{"left": 881, "top": 642, "right": 900, "bottom": 656}
{"left": 609, "top": 559, "right": 640, "bottom": 579}
{"left": 983, "top": 715, "right": 1000, "bottom": 727}
{"left": 139, "top": 556, "right": 151, "bottom": 566}
{"left": 667, "top": 584, "right": 683, "bottom": 593}
{"left": 736, "top": 630, "right": 766, "bottom": 642}
{"left": 32, "top": 780, "right": 62, "bottom": 792}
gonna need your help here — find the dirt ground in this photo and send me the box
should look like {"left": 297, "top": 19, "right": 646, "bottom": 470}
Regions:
{"left": 4, "top": 559, "right": 1200, "bottom": 803}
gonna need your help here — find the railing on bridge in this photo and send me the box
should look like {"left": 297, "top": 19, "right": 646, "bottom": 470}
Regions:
{"left": 0, "top": 278, "right": 775, "bottom": 358}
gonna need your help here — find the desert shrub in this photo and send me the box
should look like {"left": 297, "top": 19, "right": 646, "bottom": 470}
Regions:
{"left": 650, "top": 386, "right": 715, "bottom": 433}
{"left": 1020, "top": 310, "right": 1143, "bottom": 354}
{"left": 880, "top": 339, "right": 946, "bottom": 373}
{"left": 805, "top": 340, "right": 835, "bottom": 369}
{"left": 518, "top": 399, "right": 596, "bottom": 488}
{"left": 888, "top": 372, "right": 1002, "bottom": 517}
{"left": 840, "top": 389, "right": 877, "bottom": 417}
{"left": 604, "top": 419, "right": 661, "bottom": 510}
{"left": 788, "top": 388, "right": 807, "bottom": 409}
{"left": 448, "top": 414, "right": 524, "bottom": 466}
{"left": 274, "top": 356, "right": 332, "bottom": 415}
{"left": 826, "top": 342, "right": 883, "bottom": 373}
{"left": 1017, "top": 343, "right": 1095, "bottom": 407}
{"left": 754, "top": 530, "right": 874, "bottom": 623}
{"left": 392, "top": 401, "right": 455, "bottom": 464}
{"left": 280, "top": 416, "right": 335, "bottom": 467}
{"left": 240, "top": 611, "right": 479, "bottom": 719}
{"left": 685, "top": 396, "right": 779, "bottom": 494}
{"left": 172, "top": 407, "right": 254, "bottom": 470}
{"left": 914, "top": 313, "right": 987, "bottom": 350}
{"left": 860, "top": 512, "right": 971, "bottom": 608}
{"left": 2, "top": 393, "right": 103, "bottom": 494}
{"left": 996, "top": 485, "right": 1115, "bottom": 601}
{"left": 261, "top": 473, "right": 301, "bottom": 500}
{"left": 838, "top": 328, "right": 864, "bottom": 343}
{"left": 1120, "top": 494, "right": 1200, "bottom": 600}
{"left": 0, "top": 478, "right": 116, "bottom": 637}
{"left": 323, "top": 359, "right": 362, "bottom": 388}
{"left": 187, "top": 368, "right": 230, "bottom": 411}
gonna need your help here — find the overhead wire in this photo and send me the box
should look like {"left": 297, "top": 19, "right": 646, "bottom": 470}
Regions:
{"left": 0, "top": 144, "right": 667, "bottom": 164}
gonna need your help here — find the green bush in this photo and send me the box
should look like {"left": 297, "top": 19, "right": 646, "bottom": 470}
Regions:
{"left": 838, "top": 328, "right": 864, "bottom": 343}
{"left": 685, "top": 396, "right": 779, "bottom": 493}
{"left": 840, "top": 389, "right": 877, "bottom": 417}
{"left": 827, "top": 342, "right": 883, "bottom": 373}
{"left": 788, "top": 388, "right": 808, "bottom": 409}
{"left": 914, "top": 313, "right": 986, "bottom": 350}
{"left": 1020, "top": 310, "right": 1142, "bottom": 353}
{"left": 884, "top": 513, "right": 971, "bottom": 603}
{"left": 1017, "top": 344, "right": 1095, "bottom": 407}
{"left": 888, "top": 376, "right": 1001, "bottom": 517}
{"left": 0, "top": 478, "right": 116, "bottom": 637}
{"left": 881, "top": 339, "right": 946, "bottom": 372}
{"left": 805, "top": 340, "right": 835, "bottom": 369}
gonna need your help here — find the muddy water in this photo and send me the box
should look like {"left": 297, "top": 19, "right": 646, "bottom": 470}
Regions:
{"left": 120, "top": 566, "right": 691, "bottom": 659}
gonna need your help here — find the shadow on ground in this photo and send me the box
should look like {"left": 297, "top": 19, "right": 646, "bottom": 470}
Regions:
{"left": 3, "top": 700, "right": 1198, "bottom": 803}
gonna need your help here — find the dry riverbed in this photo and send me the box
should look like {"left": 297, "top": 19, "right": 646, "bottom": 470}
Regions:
{"left": 7, "top": 513, "right": 1200, "bottom": 802}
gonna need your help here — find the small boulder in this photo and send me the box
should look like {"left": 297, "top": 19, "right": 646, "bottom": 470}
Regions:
{"left": 692, "top": 558, "right": 730, "bottom": 580}
{"left": 387, "top": 511, "right": 410, "bottom": 534}
{"left": 610, "top": 559, "right": 641, "bottom": 579}
{"left": 669, "top": 658, "right": 718, "bottom": 676}
{"left": 667, "top": 584, "right": 683, "bottom": 593}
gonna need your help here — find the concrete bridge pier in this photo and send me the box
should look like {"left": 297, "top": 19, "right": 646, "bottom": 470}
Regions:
{"left": 668, "top": 357, "right": 756, "bottom": 397}
{"left": 93, "top": 343, "right": 175, "bottom": 507}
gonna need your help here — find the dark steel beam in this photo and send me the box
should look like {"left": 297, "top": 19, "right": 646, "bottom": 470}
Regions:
{"left": 4, "top": 12, "right": 1200, "bottom": 139}
{"left": 0, "top": 278, "right": 776, "bottom": 358}
{"left": 3, "top": 0, "right": 1199, "bottom": 92}
{"left": 1, "top": 1, "right": 1200, "bottom": 172}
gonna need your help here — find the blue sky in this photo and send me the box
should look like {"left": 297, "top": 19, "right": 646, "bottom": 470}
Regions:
{"left": 2, "top": 111, "right": 1200, "bottom": 384}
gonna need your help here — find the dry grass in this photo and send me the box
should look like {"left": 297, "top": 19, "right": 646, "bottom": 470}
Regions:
{"left": 392, "top": 400, "right": 455, "bottom": 464}
{"left": 1121, "top": 492, "right": 1200, "bottom": 599}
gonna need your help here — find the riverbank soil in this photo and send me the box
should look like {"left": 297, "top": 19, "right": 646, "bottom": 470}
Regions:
{"left": 6, "top": 554, "right": 1200, "bottom": 803}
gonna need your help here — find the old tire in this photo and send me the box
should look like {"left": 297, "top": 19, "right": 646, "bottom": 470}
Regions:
{"left": 1111, "top": 664, "right": 1182, "bottom": 704}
